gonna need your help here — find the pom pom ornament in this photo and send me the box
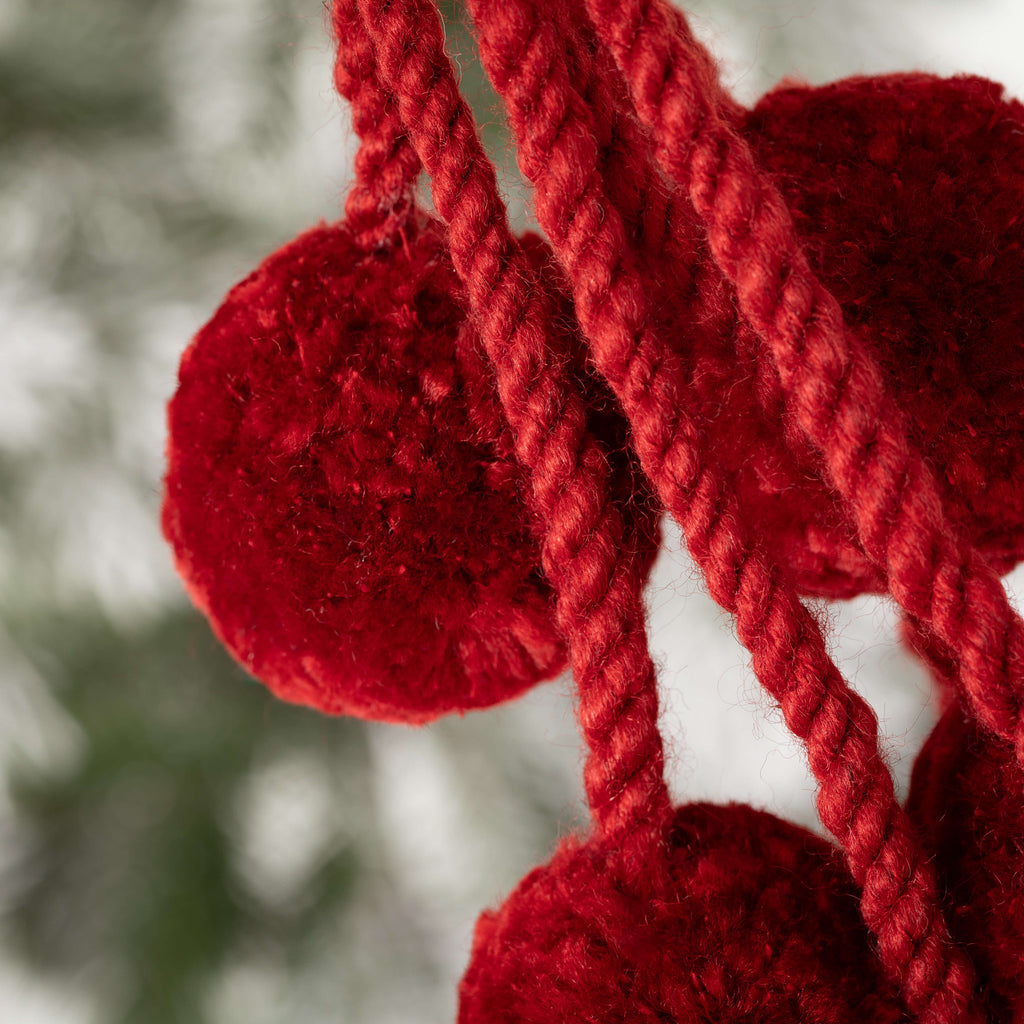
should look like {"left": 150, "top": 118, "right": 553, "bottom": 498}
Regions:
{"left": 908, "top": 708, "right": 1024, "bottom": 1023}
{"left": 691, "top": 73, "right": 1024, "bottom": 599}
{"left": 161, "top": 0, "right": 659, "bottom": 724}
{"left": 459, "top": 803, "right": 905, "bottom": 1024}
{"left": 158, "top": 0, "right": 1024, "bottom": 1020}
{"left": 162, "top": 213, "right": 659, "bottom": 723}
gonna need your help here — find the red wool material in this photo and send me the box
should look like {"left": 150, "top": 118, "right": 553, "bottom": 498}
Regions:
{"left": 909, "top": 709, "right": 1024, "bottom": 1024}
{"left": 582, "top": 0, "right": 1024, "bottom": 766}
{"left": 691, "top": 73, "right": 1024, "bottom": 599}
{"left": 162, "top": 213, "right": 658, "bottom": 723}
{"left": 353, "top": 0, "right": 674, "bottom": 849}
{"left": 459, "top": 803, "right": 904, "bottom": 1024}
{"left": 158, "top": 1, "right": 1024, "bottom": 1022}
{"left": 462, "top": 1, "right": 979, "bottom": 1017}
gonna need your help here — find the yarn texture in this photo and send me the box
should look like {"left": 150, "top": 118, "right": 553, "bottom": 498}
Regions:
{"left": 909, "top": 707, "right": 1024, "bottom": 1023}
{"left": 462, "top": 1, "right": 981, "bottom": 1016}
{"left": 692, "top": 73, "right": 1024, "bottom": 599}
{"left": 460, "top": 803, "right": 904, "bottom": 1024}
{"left": 582, "top": 0, "right": 1024, "bottom": 767}
{"left": 158, "top": 1, "right": 1024, "bottom": 1021}
{"left": 163, "top": 214, "right": 658, "bottom": 723}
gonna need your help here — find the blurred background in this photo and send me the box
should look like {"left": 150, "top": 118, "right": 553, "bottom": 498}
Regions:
{"left": 2, "top": 0, "right": 1023, "bottom": 1021}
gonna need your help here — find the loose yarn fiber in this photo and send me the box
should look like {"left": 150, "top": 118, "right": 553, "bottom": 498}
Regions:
{"left": 160, "top": 1, "right": 1024, "bottom": 1021}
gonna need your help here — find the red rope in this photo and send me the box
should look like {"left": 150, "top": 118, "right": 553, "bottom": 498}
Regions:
{"left": 332, "top": 0, "right": 422, "bottom": 245}
{"left": 462, "top": 2, "right": 983, "bottom": 1021}
{"left": 347, "top": 0, "right": 673, "bottom": 858}
{"left": 583, "top": 0, "right": 1024, "bottom": 773}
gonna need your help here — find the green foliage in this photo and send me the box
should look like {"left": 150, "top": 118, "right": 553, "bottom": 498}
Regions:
{"left": 0, "top": 3, "right": 525, "bottom": 1019}
{"left": 8, "top": 609, "right": 366, "bottom": 1024}
{"left": 0, "top": 1, "right": 172, "bottom": 143}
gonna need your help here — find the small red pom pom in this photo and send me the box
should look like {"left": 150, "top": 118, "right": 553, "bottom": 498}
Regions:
{"left": 162, "top": 213, "right": 658, "bottom": 723}
{"left": 908, "top": 707, "right": 1024, "bottom": 1021}
{"left": 691, "top": 74, "right": 1024, "bottom": 597}
{"left": 459, "top": 803, "right": 902, "bottom": 1023}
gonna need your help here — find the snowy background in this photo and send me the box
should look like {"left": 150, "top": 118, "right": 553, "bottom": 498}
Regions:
{"left": 1, "top": 0, "right": 1023, "bottom": 1021}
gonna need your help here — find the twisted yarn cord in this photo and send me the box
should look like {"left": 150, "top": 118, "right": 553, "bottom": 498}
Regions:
{"left": 545, "top": 1, "right": 788, "bottom": 578}
{"left": 546, "top": 0, "right": 818, "bottom": 541}
{"left": 347, "top": 0, "right": 672, "bottom": 854}
{"left": 332, "top": 0, "right": 422, "bottom": 245}
{"left": 551, "top": 0, "right": 737, "bottom": 282}
{"left": 550, "top": 1, "right": 705, "bottom": 313}
{"left": 583, "top": 0, "right": 1024, "bottom": 769}
{"left": 463, "top": 3, "right": 982, "bottom": 1022}
{"left": 901, "top": 615, "right": 959, "bottom": 709}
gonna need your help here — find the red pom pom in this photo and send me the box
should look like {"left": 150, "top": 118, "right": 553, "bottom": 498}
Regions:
{"left": 691, "top": 74, "right": 1024, "bottom": 597}
{"left": 908, "top": 707, "right": 1024, "bottom": 1021}
{"left": 162, "top": 214, "right": 658, "bottom": 723}
{"left": 459, "top": 803, "right": 902, "bottom": 1022}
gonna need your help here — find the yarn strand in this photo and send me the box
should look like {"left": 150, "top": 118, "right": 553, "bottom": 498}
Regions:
{"left": 463, "top": 2, "right": 983, "bottom": 1022}
{"left": 332, "top": 0, "right": 422, "bottom": 245}
{"left": 347, "top": 0, "right": 672, "bottom": 855}
{"left": 582, "top": 0, "right": 1024, "bottom": 768}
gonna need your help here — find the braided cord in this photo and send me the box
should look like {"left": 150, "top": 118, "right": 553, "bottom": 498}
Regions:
{"left": 583, "top": 0, "right": 1024, "bottom": 771}
{"left": 332, "top": 0, "right": 422, "bottom": 245}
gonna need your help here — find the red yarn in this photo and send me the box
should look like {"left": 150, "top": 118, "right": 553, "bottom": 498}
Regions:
{"left": 163, "top": 216, "right": 563, "bottom": 723}
{"left": 158, "top": 2, "right": 1024, "bottom": 1021}
{"left": 582, "top": 0, "right": 1024, "bottom": 767}
{"left": 460, "top": 803, "right": 905, "bottom": 1024}
{"left": 332, "top": 0, "right": 420, "bottom": 246}
{"left": 704, "top": 73, "right": 1024, "bottom": 599}
{"left": 909, "top": 708, "right": 1024, "bottom": 1024}
{"left": 353, "top": 0, "right": 672, "bottom": 849}
{"left": 162, "top": 0, "right": 661, "bottom": 725}
{"left": 462, "top": 2, "right": 978, "bottom": 1020}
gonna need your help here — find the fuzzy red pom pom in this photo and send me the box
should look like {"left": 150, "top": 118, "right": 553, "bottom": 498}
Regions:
{"left": 908, "top": 707, "right": 1024, "bottom": 1021}
{"left": 162, "top": 214, "right": 658, "bottom": 724}
{"left": 458, "top": 803, "right": 902, "bottom": 1023}
{"left": 690, "top": 74, "right": 1024, "bottom": 598}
